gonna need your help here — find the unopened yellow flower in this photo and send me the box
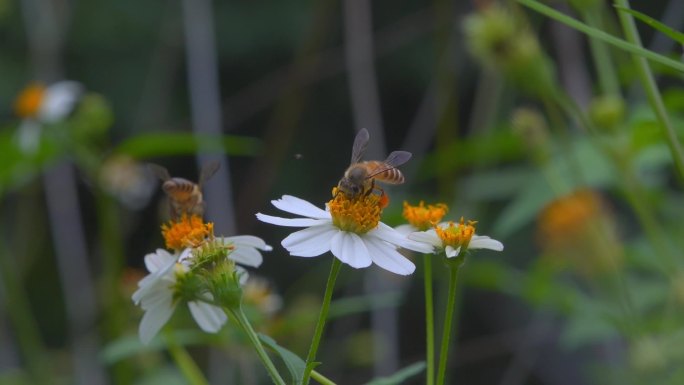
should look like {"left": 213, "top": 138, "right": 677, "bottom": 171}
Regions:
{"left": 162, "top": 214, "right": 214, "bottom": 250}
{"left": 402, "top": 201, "right": 449, "bottom": 231}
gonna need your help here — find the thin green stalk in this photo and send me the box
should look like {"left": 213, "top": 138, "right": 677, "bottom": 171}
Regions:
{"left": 302, "top": 258, "right": 343, "bottom": 385}
{"left": 516, "top": 0, "right": 684, "bottom": 72}
{"left": 231, "top": 308, "right": 287, "bottom": 385}
{"left": 424, "top": 256, "right": 435, "bottom": 385}
{"left": 613, "top": 0, "right": 684, "bottom": 182}
{"left": 164, "top": 332, "right": 210, "bottom": 385}
{"left": 582, "top": 8, "right": 621, "bottom": 96}
{"left": 311, "top": 370, "right": 338, "bottom": 385}
{"left": 0, "top": 242, "right": 50, "bottom": 384}
{"left": 436, "top": 260, "right": 461, "bottom": 385}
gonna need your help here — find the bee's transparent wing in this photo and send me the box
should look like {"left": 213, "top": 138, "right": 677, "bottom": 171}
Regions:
{"left": 350, "top": 128, "right": 370, "bottom": 165}
{"left": 383, "top": 151, "right": 412, "bottom": 168}
{"left": 199, "top": 160, "right": 221, "bottom": 187}
{"left": 148, "top": 164, "right": 171, "bottom": 181}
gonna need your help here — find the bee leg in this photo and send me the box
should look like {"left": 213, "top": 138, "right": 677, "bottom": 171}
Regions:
{"left": 364, "top": 179, "right": 376, "bottom": 197}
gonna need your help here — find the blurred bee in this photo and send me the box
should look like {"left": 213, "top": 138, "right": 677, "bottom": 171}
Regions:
{"left": 149, "top": 161, "right": 220, "bottom": 220}
{"left": 337, "top": 128, "right": 411, "bottom": 200}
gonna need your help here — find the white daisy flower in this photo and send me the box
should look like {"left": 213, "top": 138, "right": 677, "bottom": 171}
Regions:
{"left": 132, "top": 236, "right": 272, "bottom": 344}
{"left": 132, "top": 249, "right": 227, "bottom": 344}
{"left": 256, "top": 194, "right": 433, "bottom": 275}
{"left": 13, "top": 81, "right": 83, "bottom": 153}
{"left": 408, "top": 218, "right": 504, "bottom": 258}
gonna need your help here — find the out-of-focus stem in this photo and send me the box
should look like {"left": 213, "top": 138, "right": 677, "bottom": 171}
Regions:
{"left": 613, "top": 0, "right": 684, "bottom": 183}
{"left": 582, "top": 7, "right": 621, "bottom": 96}
{"left": 0, "top": 240, "right": 50, "bottom": 384}
{"left": 165, "top": 332, "right": 210, "bottom": 385}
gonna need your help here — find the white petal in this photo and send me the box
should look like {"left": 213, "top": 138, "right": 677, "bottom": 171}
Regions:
{"left": 188, "top": 301, "right": 227, "bottom": 333}
{"left": 469, "top": 236, "right": 504, "bottom": 251}
{"left": 271, "top": 195, "right": 330, "bottom": 219}
{"left": 144, "top": 249, "right": 176, "bottom": 273}
{"left": 330, "top": 232, "right": 372, "bottom": 269}
{"left": 236, "top": 266, "right": 249, "bottom": 285}
{"left": 15, "top": 120, "right": 41, "bottom": 153}
{"left": 40, "top": 81, "right": 83, "bottom": 122}
{"left": 139, "top": 301, "right": 175, "bottom": 345}
{"left": 372, "top": 224, "right": 435, "bottom": 253}
{"left": 228, "top": 245, "right": 263, "bottom": 268}
{"left": 221, "top": 235, "right": 272, "bottom": 251}
{"left": 364, "top": 237, "right": 416, "bottom": 275}
{"left": 407, "top": 230, "right": 442, "bottom": 248}
{"left": 281, "top": 224, "right": 335, "bottom": 257}
{"left": 445, "top": 245, "right": 460, "bottom": 258}
{"left": 394, "top": 224, "right": 417, "bottom": 235}
{"left": 256, "top": 213, "right": 329, "bottom": 227}
{"left": 177, "top": 248, "right": 194, "bottom": 264}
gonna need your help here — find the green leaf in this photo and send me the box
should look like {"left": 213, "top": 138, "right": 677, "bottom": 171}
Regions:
{"left": 516, "top": 0, "right": 684, "bottom": 72}
{"left": 113, "top": 132, "right": 262, "bottom": 159}
{"left": 615, "top": 6, "right": 684, "bottom": 45}
{"left": 258, "top": 333, "right": 306, "bottom": 385}
{"left": 363, "top": 362, "right": 426, "bottom": 385}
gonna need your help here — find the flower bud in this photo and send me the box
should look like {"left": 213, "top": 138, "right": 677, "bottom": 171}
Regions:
{"left": 589, "top": 95, "right": 626, "bottom": 132}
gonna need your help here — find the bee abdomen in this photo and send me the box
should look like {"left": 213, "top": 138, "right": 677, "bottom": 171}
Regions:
{"left": 366, "top": 161, "right": 405, "bottom": 184}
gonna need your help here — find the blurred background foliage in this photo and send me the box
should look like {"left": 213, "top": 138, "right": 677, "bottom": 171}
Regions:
{"left": 1, "top": 0, "right": 684, "bottom": 384}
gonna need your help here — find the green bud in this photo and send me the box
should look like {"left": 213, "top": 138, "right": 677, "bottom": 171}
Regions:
{"left": 511, "top": 107, "right": 550, "bottom": 161}
{"left": 207, "top": 260, "right": 243, "bottom": 310}
{"left": 463, "top": 4, "right": 556, "bottom": 97}
{"left": 589, "top": 95, "right": 626, "bottom": 131}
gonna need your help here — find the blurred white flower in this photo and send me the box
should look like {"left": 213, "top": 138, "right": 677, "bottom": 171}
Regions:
{"left": 13, "top": 81, "right": 83, "bottom": 153}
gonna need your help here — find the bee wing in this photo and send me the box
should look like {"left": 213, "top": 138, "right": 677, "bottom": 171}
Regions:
{"left": 383, "top": 151, "right": 412, "bottom": 168}
{"left": 350, "top": 128, "right": 370, "bottom": 165}
{"left": 148, "top": 163, "right": 171, "bottom": 181}
{"left": 198, "top": 160, "right": 221, "bottom": 188}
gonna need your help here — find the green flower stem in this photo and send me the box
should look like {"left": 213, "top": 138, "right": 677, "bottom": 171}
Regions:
{"left": 582, "top": 7, "right": 620, "bottom": 96}
{"left": 436, "top": 257, "right": 461, "bottom": 385}
{"left": 516, "top": 0, "right": 684, "bottom": 72}
{"left": 613, "top": 0, "right": 684, "bottom": 182}
{"left": 424, "top": 256, "right": 436, "bottom": 385}
{"left": 164, "top": 332, "right": 210, "bottom": 385}
{"left": 0, "top": 242, "right": 50, "bottom": 384}
{"left": 231, "top": 308, "right": 287, "bottom": 385}
{"left": 302, "top": 258, "right": 343, "bottom": 385}
{"left": 311, "top": 370, "right": 338, "bottom": 385}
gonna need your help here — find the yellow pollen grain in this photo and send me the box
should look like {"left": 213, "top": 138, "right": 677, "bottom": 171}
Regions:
{"left": 402, "top": 201, "right": 449, "bottom": 231}
{"left": 434, "top": 217, "right": 477, "bottom": 249}
{"left": 329, "top": 187, "right": 382, "bottom": 234}
{"left": 162, "top": 214, "right": 214, "bottom": 250}
{"left": 14, "top": 83, "right": 46, "bottom": 119}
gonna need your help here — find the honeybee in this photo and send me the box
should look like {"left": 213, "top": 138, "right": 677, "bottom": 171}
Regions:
{"left": 337, "top": 128, "right": 412, "bottom": 199}
{"left": 149, "top": 161, "right": 220, "bottom": 220}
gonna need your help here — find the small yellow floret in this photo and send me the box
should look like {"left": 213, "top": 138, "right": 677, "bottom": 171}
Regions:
{"left": 402, "top": 201, "right": 449, "bottom": 231}
{"left": 329, "top": 187, "right": 382, "bottom": 234}
{"left": 162, "top": 214, "right": 214, "bottom": 250}
{"left": 434, "top": 217, "right": 477, "bottom": 250}
{"left": 14, "top": 83, "right": 46, "bottom": 119}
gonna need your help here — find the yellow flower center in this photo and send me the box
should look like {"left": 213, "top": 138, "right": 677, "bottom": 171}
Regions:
{"left": 402, "top": 201, "right": 449, "bottom": 231}
{"left": 434, "top": 217, "right": 476, "bottom": 249}
{"left": 328, "top": 187, "right": 382, "bottom": 234}
{"left": 14, "top": 83, "right": 46, "bottom": 119}
{"left": 162, "top": 214, "right": 214, "bottom": 250}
